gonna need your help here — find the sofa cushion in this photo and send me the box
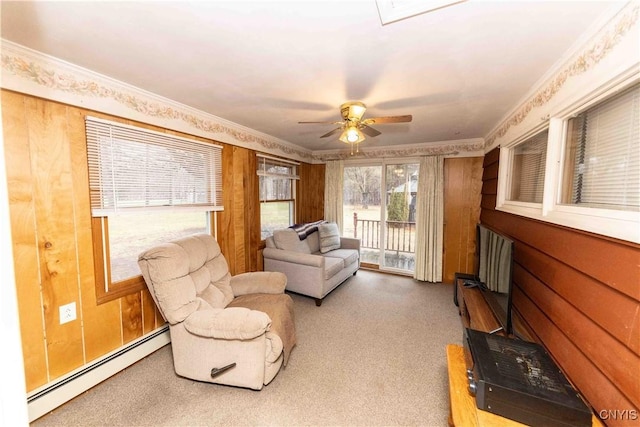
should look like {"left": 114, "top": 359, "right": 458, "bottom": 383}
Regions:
{"left": 323, "top": 248, "right": 359, "bottom": 267}
{"left": 273, "top": 229, "right": 311, "bottom": 253}
{"left": 318, "top": 222, "right": 341, "bottom": 253}
{"left": 324, "top": 256, "right": 344, "bottom": 280}
{"left": 306, "top": 230, "right": 321, "bottom": 253}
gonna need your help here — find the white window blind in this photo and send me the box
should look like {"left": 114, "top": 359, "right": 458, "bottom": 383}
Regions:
{"left": 508, "top": 129, "right": 548, "bottom": 203}
{"left": 565, "top": 84, "right": 640, "bottom": 210}
{"left": 257, "top": 154, "right": 299, "bottom": 202}
{"left": 86, "top": 117, "right": 223, "bottom": 216}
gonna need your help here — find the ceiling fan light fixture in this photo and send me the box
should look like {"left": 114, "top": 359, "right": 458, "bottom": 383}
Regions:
{"left": 339, "top": 125, "right": 365, "bottom": 144}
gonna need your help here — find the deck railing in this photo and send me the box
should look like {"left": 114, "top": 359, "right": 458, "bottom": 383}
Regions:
{"left": 353, "top": 213, "right": 416, "bottom": 253}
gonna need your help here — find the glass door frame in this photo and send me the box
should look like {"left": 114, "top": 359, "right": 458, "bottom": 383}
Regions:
{"left": 343, "top": 157, "right": 420, "bottom": 275}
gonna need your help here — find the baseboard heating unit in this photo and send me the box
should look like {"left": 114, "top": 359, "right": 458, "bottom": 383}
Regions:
{"left": 463, "top": 328, "right": 592, "bottom": 427}
{"left": 27, "top": 326, "right": 169, "bottom": 422}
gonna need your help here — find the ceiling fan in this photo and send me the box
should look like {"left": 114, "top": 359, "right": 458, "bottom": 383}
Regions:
{"left": 298, "top": 101, "right": 412, "bottom": 153}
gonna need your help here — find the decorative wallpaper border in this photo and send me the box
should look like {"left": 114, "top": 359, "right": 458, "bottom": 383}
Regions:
{"left": 485, "top": 2, "right": 639, "bottom": 148}
{"left": 313, "top": 139, "right": 484, "bottom": 161}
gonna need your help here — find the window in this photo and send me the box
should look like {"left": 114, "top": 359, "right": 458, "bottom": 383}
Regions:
{"left": 497, "top": 79, "right": 640, "bottom": 243}
{"left": 507, "top": 129, "right": 549, "bottom": 204}
{"left": 86, "top": 117, "right": 223, "bottom": 303}
{"left": 560, "top": 84, "right": 639, "bottom": 211}
{"left": 257, "top": 154, "right": 299, "bottom": 239}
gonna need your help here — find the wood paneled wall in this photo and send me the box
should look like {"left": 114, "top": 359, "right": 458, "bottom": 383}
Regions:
{"left": 297, "top": 162, "right": 325, "bottom": 224}
{"left": 443, "top": 157, "right": 483, "bottom": 283}
{"left": 1, "top": 90, "right": 314, "bottom": 392}
{"left": 480, "top": 147, "right": 640, "bottom": 426}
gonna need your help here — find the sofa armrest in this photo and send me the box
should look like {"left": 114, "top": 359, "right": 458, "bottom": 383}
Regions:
{"left": 263, "top": 247, "right": 325, "bottom": 268}
{"left": 340, "top": 237, "right": 361, "bottom": 251}
{"left": 230, "top": 271, "right": 287, "bottom": 296}
{"left": 184, "top": 307, "right": 271, "bottom": 340}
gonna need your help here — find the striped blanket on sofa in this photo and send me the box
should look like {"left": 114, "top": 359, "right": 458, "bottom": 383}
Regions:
{"left": 289, "top": 220, "right": 325, "bottom": 240}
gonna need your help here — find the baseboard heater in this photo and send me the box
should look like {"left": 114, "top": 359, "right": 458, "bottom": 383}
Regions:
{"left": 27, "top": 326, "right": 170, "bottom": 422}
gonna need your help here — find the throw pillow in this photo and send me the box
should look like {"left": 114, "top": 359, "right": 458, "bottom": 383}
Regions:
{"left": 318, "top": 222, "right": 341, "bottom": 253}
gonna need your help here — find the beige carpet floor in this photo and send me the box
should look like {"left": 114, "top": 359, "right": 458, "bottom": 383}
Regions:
{"left": 32, "top": 270, "right": 463, "bottom": 426}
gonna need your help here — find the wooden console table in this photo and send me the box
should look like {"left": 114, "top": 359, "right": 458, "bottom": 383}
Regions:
{"left": 448, "top": 274, "right": 603, "bottom": 426}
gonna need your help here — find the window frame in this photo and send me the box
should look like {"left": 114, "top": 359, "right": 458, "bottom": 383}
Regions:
{"left": 502, "top": 125, "right": 550, "bottom": 206}
{"left": 257, "top": 154, "right": 300, "bottom": 240}
{"left": 496, "top": 75, "right": 640, "bottom": 244}
{"left": 86, "top": 117, "right": 223, "bottom": 304}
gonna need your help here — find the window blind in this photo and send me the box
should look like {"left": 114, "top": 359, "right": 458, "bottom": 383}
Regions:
{"left": 256, "top": 154, "right": 300, "bottom": 179}
{"left": 509, "top": 129, "right": 548, "bottom": 203}
{"left": 568, "top": 84, "right": 640, "bottom": 210}
{"left": 257, "top": 154, "right": 299, "bottom": 202}
{"left": 86, "top": 117, "right": 223, "bottom": 216}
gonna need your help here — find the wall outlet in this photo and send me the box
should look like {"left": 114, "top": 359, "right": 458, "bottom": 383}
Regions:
{"left": 59, "top": 302, "right": 76, "bottom": 324}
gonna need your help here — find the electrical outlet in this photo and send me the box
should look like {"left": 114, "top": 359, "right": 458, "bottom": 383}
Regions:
{"left": 59, "top": 302, "right": 76, "bottom": 324}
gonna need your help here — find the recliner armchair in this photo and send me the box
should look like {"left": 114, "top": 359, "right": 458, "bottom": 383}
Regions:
{"left": 138, "top": 233, "right": 296, "bottom": 390}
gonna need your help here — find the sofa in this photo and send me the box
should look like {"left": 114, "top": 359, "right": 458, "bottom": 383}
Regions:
{"left": 263, "top": 222, "right": 360, "bottom": 306}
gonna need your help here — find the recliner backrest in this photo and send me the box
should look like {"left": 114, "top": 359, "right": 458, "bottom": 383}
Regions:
{"left": 138, "top": 234, "right": 235, "bottom": 324}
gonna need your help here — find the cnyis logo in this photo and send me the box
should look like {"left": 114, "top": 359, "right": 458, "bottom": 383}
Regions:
{"left": 599, "top": 409, "right": 639, "bottom": 421}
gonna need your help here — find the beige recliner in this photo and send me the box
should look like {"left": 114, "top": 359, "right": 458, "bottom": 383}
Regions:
{"left": 138, "top": 233, "right": 296, "bottom": 390}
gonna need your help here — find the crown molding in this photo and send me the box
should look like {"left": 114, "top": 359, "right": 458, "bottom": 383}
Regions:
{"left": 312, "top": 138, "right": 484, "bottom": 161}
{"left": 484, "top": 2, "right": 639, "bottom": 150}
{"left": 0, "top": 39, "right": 314, "bottom": 162}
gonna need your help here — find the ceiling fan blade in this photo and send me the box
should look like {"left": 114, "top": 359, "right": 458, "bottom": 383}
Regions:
{"left": 298, "top": 121, "right": 338, "bottom": 124}
{"left": 360, "top": 125, "right": 381, "bottom": 137}
{"left": 363, "top": 115, "right": 412, "bottom": 124}
{"left": 320, "top": 127, "right": 342, "bottom": 138}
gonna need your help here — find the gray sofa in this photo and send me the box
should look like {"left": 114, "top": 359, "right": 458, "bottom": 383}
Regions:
{"left": 263, "top": 226, "right": 360, "bottom": 306}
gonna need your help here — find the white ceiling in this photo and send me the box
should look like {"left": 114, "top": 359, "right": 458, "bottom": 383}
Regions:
{"left": 0, "top": 1, "right": 624, "bottom": 153}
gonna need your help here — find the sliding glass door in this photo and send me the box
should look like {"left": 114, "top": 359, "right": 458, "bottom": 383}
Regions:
{"left": 383, "top": 163, "right": 419, "bottom": 272}
{"left": 343, "top": 161, "right": 419, "bottom": 273}
{"left": 343, "top": 165, "right": 382, "bottom": 265}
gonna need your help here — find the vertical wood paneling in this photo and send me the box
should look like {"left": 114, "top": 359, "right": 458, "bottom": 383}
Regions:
{"left": 218, "top": 145, "right": 236, "bottom": 274}
{"left": 141, "top": 291, "right": 158, "bottom": 334}
{"left": 232, "top": 147, "right": 247, "bottom": 272}
{"left": 246, "top": 153, "right": 260, "bottom": 272}
{"left": 297, "top": 163, "right": 325, "bottom": 223}
{"left": 66, "top": 108, "right": 122, "bottom": 361}
{"left": 2, "top": 91, "right": 48, "bottom": 390}
{"left": 480, "top": 146, "right": 640, "bottom": 422}
{"left": 442, "top": 157, "right": 483, "bottom": 283}
{"left": 26, "top": 97, "right": 84, "bottom": 379}
{"left": 121, "top": 293, "right": 143, "bottom": 344}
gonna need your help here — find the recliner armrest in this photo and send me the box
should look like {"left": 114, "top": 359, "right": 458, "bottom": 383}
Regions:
{"left": 263, "top": 247, "right": 325, "bottom": 268}
{"left": 184, "top": 307, "right": 271, "bottom": 340}
{"left": 230, "top": 271, "right": 287, "bottom": 296}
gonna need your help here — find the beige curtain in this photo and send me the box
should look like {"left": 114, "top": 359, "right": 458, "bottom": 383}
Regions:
{"left": 324, "top": 160, "right": 344, "bottom": 232}
{"left": 413, "top": 155, "right": 444, "bottom": 282}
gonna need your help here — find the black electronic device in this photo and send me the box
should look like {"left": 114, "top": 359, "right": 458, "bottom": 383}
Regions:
{"left": 476, "top": 224, "right": 514, "bottom": 335}
{"left": 463, "top": 328, "right": 592, "bottom": 427}
{"left": 454, "top": 224, "right": 515, "bottom": 335}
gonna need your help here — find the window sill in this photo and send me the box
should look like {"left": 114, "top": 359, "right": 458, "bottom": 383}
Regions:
{"left": 496, "top": 203, "right": 640, "bottom": 244}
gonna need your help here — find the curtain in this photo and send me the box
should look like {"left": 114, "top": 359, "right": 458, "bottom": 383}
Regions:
{"left": 413, "top": 155, "right": 444, "bottom": 282}
{"left": 324, "top": 160, "right": 344, "bottom": 232}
